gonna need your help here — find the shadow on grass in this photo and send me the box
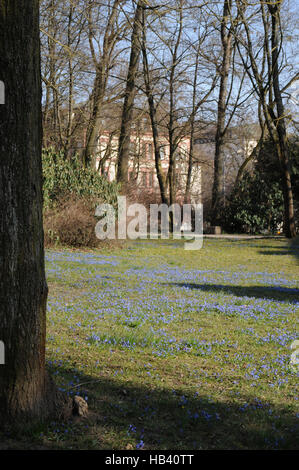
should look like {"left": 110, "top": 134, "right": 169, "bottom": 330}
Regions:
{"left": 1, "top": 358, "right": 298, "bottom": 450}
{"left": 38, "top": 366, "right": 299, "bottom": 449}
{"left": 258, "top": 236, "right": 299, "bottom": 261}
{"left": 168, "top": 282, "right": 299, "bottom": 303}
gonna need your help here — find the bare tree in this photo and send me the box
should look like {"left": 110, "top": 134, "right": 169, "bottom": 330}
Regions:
{"left": 211, "top": 0, "right": 234, "bottom": 223}
{"left": 40, "top": 0, "right": 88, "bottom": 154}
{"left": 117, "top": 0, "right": 144, "bottom": 187}
{"left": 84, "top": 0, "right": 124, "bottom": 167}
{"left": 141, "top": 5, "right": 168, "bottom": 204}
{"left": 140, "top": 1, "right": 217, "bottom": 208}
{"left": 235, "top": 0, "right": 297, "bottom": 237}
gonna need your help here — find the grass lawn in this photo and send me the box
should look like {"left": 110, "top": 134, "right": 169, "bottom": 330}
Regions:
{"left": 7, "top": 237, "right": 299, "bottom": 449}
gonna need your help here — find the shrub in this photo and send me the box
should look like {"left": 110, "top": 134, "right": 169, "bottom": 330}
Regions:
{"left": 42, "top": 148, "right": 120, "bottom": 248}
{"left": 223, "top": 138, "right": 299, "bottom": 234}
{"left": 44, "top": 196, "right": 100, "bottom": 248}
{"left": 42, "top": 148, "right": 119, "bottom": 211}
{"left": 223, "top": 172, "right": 284, "bottom": 234}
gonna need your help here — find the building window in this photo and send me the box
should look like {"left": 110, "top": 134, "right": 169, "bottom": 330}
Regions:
{"left": 129, "top": 141, "right": 137, "bottom": 157}
{"left": 160, "top": 145, "right": 166, "bottom": 160}
{"left": 148, "top": 172, "right": 154, "bottom": 187}
{"left": 148, "top": 143, "right": 153, "bottom": 160}
{"left": 141, "top": 172, "right": 147, "bottom": 187}
{"left": 141, "top": 142, "right": 147, "bottom": 159}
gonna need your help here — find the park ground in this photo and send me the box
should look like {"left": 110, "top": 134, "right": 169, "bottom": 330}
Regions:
{"left": 3, "top": 237, "right": 299, "bottom": 449}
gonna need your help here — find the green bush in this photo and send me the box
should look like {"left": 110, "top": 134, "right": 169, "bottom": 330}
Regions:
{"left": 223, "top": 138, "right": 298, "bottom": 234}
{"left": 42, "top": 148, "right": 120, "bottom": 247}
{"left": 42, "top": 148, "right": 119, "bottom": 210}
{"left": 223, "top": 172, "right": 284, "bottom": 234}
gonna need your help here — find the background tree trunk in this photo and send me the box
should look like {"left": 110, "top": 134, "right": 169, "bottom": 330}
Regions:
{"left": 84, "top": 0, "right": 121, "bottom": 167}
{"left": 235, "top": 0, "right": 297, "bottom": 238}
{"left": 268, "top": 2, "right": 296, "bottom": 238}
{"left": 0, "top": 0, "right": 67, "bottom": 424}
{"left": 212, "top": 0, "right": 233, "bottom": 224}
{"left": 117, "top": 0, "right": 144, "bottom": 187}
{"left": 141, "top": 7, "right": 168, "bottom": 205}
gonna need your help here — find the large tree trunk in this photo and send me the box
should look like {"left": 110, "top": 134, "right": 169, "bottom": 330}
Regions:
{"left": 268, "top": 2, "right": 296, "bottom": 238}
{"left": 84, "top": 60, "right": 107, "bottom": 167}
{"left": 184, "top": 57, "right": 198, "bottom": 205}
{"left": 212, "top": 0, "right": 233, "bottom": 224}
{"left": 0, "top": 0, "right": 67, "bottom": 424}
{"left": 166, "top": 1, "right": 183, "bottom": 231}
{"left": 236, "top": 0, "right": 296, "bottom": 238}
{"left": 117, "top": 0, "right": 144, "bottom": 187}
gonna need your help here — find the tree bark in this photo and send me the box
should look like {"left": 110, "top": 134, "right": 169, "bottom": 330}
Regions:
{"left": 0, "top": 0, "right": 68, "bottom": 424}
{"left": 117, "top": 0, "right": 144, "bottom": 187}
{"left": 235, "top": 0, "right": 296, "bottom": 238}
{"left": 268, "top": 2, "right": 296, "bottom": 238}
{"left": 184, "top": 39, "right": 200, "bottom": 205}
{"left": 212, "top": 0, "right": 233, "bottom": 224}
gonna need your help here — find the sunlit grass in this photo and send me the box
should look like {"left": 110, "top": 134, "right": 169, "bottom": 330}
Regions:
{"left": 30, "top": 238, "right": 299, "bottom": 449}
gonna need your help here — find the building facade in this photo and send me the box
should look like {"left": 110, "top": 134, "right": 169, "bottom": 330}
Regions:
{"left": 96, "top": 130, "right": 202, "bottom": 204}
